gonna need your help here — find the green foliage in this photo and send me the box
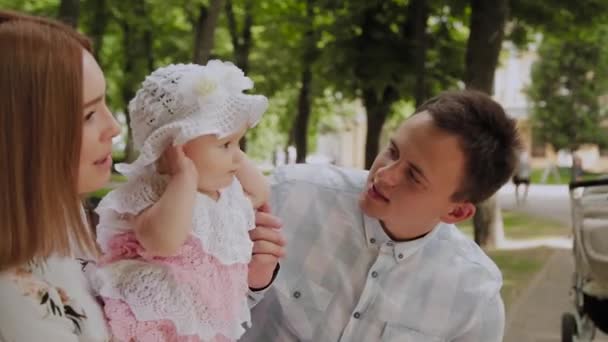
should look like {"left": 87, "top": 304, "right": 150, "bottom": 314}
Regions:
{"left": 7, "top": 0, "right": 608, "bottom": 165}
{"left": 527, "top": 24, "right": 608, "bottom": 150}
{"left": 508, "top": 0, "right": 608, "bottom": 50}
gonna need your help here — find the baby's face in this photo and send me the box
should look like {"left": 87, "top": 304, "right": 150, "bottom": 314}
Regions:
{"left": 183, "top": 124, "right": 248, "bottom": 194}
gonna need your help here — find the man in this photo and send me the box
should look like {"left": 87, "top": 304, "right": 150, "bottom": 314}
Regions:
{"left": 513, "top": 149, "right": 531, "bottom": 204}
{"left": 245, "top": 90, "right": 522, "bottom": 341}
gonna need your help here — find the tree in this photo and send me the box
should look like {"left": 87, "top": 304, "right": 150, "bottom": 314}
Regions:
{"left": 527, "top": 25, "right": 608, "bottom": 155}
{"left": 292, "top": 0, "right": 320, "bottom": 163}
{"left": 83, "top": 0, "right": 109, "bottom": 60}
{"left": 192, "top": 0, "right": 225, "bottom": 64}
{"left": 467, "top": 0, "right": 608, "bottom": 248}
{"left": 321, "top": 1, "right": 418, "bottom": 168}
{"left": 225, "top": 0, "right": 254, "bottom": 151}
{"left": 350, "top": 2, "right": 408, "bottom": 168}
{"left": 243, "top": 0, "right": 336, "bottom": 163}
{"left": 408, "top": 0, "right": 430, "bottom": 107}
{"left": 115, "top": 1, "right": 155, "bottom": 162}
{"left": 464, "top": 0, "right": 509, "bottom": 248}
{"left": 58, "top": 0, "right": 79, "bottom": 27}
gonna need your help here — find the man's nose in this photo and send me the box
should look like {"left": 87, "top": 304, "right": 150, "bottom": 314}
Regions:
{"left": 375, "top": 162, "right": 402, "bottom": 187}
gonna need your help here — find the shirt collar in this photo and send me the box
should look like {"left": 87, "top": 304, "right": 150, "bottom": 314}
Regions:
{"left": 363, "top": 214, "right": 443, "bottom": 263}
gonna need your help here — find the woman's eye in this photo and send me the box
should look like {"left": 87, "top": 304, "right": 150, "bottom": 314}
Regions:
{"left": 85, "top": 111, "right": 96, "bottom": 121}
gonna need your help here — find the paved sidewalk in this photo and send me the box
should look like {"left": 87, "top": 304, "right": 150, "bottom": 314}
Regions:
{"left": 503, "top": 249, "right": 608, "bottom": 342}
{"left": 496, "top": 184, "right": 608, "bottom": 341}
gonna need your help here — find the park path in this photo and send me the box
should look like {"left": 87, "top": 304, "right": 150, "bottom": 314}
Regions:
{"left": 497, "top": 184, "right": 608, "bottom": 341}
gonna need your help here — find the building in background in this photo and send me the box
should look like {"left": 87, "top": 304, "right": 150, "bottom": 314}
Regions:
{"left": 493, "top": 41, "right": 537, "bottom": 153}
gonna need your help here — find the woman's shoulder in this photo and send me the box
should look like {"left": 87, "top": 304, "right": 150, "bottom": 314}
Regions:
{"left": 0, "top": 258, "right": 109, "bottom": 341}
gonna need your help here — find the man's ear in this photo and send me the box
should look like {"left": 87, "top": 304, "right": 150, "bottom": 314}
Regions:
{"left": 440, "top": 202, "right": 476, "bottom": 224}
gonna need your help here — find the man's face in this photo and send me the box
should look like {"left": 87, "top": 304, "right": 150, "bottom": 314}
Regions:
{"left": 359, "top": 111, "right": 473, "bottom": 240}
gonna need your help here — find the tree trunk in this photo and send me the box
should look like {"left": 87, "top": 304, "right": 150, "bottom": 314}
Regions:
{"left": 225, "top": 0, "right": 253, "bottom": 74}
{"left": 473, "top": 196, "right": 503, "bottom": 248}
{"left": 465, "top": 0, "right": 509, "bottom": 248}
{"left": 226, "top": 0, "right": 254, "bottom": 151}
{"left": 294, "top": 64, "right": 313, "bottom": 163}
{"left": 409, "top": 0, "right": 429, "bottom": 107}
{"left": 58, "top": 0, "right": 79, "bottom": 28}
{"left": 464, "top": 0, "right": 508, "bottom": 92}
{"left": 120, "top": 2, "right": 154, "bottom": 162}
{"left": 88, "top": 0, "right": 109, "bottom": 61}
{"left": 121, "top": 20, "right": 136, "bottom": 163}
{"left": 294, "top": 0, "right": 317, "bottom": 163}
{"left": 362, "top": 87, "right": 398, "bottom": 169}
{"left": 193, "top": 0, "right": 225, "bottom": 64}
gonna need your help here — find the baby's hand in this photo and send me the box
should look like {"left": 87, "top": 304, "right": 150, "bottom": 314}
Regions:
{"left": 137, "top": 145, "right": 198, "bottom": 256}
{"left": 157, "top": 145, "right": 198, "bottom": 185}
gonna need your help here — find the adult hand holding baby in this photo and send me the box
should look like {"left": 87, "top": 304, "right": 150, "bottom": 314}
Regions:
{"left": 248, "top": 203, "right": 286, "bottom": 290}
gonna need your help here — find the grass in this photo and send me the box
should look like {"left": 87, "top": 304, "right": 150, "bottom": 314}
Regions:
{"left": 488, "top": 247, "right": 553, "bottom": 311}
{"left": 459, "top": 212, "right": 566, "bottom": 310}
{"left": 111, "top": 173, "right": 127, "bottom": 183}
{"left": 529, "top": 167, "right": 604, "bottom": 185}
{"left": 89, "top": 187, "right": 112, "bottom": 199}
{"left": 457, "top": 211, "right": 571, "bottom": 240}
{"left": 112, "top": 150, "right": 126, "bottom": 162}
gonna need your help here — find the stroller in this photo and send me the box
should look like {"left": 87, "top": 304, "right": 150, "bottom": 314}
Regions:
{"left": 562, "top": 179, "right": 608, "bottom": 342}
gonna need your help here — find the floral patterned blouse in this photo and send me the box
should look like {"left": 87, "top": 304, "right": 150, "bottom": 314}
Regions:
{"left": 0, "top": 256, "right": 109, "bottom": 341}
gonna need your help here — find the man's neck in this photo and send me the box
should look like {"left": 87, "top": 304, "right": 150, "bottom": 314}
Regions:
{"left": 379, "top": 220, "right": 438, "bottom": 242}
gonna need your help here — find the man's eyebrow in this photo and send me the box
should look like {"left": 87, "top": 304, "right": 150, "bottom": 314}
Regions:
{"left": 391, "top": 138, "right": 429, "bottom": 183}
{"left": 409, "top": 161, "right": 429, "bottom": 183}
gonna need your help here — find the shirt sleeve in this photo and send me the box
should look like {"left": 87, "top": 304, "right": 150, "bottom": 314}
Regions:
{"left": 452, "top": 293, "right": 505, "bottom": 342}
{"left": 247, "top": 263, "right": 280, "bottom": 309}
{"left": 0, "top": 282, "right": 79, "bottom": 342}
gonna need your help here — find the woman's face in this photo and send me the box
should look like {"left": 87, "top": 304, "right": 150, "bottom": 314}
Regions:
{"left": 78, "top": 50, "right": 120, "bottom": 194}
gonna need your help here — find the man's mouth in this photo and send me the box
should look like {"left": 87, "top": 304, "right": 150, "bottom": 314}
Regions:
{"left": 368, "top": 183, "right": 389, "bottom": 203}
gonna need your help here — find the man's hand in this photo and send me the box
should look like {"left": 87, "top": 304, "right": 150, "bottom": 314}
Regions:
{"left": 248, "top": 204, "right": 285, "bottom": 290}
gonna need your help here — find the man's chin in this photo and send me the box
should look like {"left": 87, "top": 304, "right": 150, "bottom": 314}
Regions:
{"left": 359, "top": 195, "right": 382, "bottom": 219}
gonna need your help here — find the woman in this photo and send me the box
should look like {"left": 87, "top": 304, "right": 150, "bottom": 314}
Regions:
{"left": 0, "top": 10, "right": 121, "bottom": 341}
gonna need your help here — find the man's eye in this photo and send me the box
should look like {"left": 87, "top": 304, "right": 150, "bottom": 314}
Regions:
{"left": 408, "top": 170, "right": 421, "bottom": 184}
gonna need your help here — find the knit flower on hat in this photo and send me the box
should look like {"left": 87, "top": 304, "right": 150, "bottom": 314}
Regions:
{"left": 179, "top": 60, "right": 254, "bottom": 110}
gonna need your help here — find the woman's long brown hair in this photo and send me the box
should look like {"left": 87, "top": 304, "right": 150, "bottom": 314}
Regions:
{"left": 0, "top": 10, "right": 98, "bottom": 270}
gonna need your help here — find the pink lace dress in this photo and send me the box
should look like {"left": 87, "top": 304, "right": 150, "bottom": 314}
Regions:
{"left": 91, "top": 172, "right": 254, "bottom": 341}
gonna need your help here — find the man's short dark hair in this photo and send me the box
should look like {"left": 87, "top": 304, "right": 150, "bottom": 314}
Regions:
{"left": 414, "top": 90, "right": 522, "bottom": 204}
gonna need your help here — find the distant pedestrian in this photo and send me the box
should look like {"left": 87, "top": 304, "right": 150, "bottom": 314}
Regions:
{"left": 513, "top": 150, "right": 531, "bottom": 204}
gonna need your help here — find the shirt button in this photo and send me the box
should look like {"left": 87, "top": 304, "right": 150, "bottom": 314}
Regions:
{"left": 398, "top": 253, "right": 404, "bottom": 259}
{"left": 370, "top": 238, "right": 376, "bottom": 244}
{"left": 371, "top": 271, "right": 379, "bottom": 278}
{"left": 353, "top": 312, "right": 361, "bottom": 319}
{"left": 387, "top": 241, "right": 394, "bottom": 247}
{"left": 293, "top": 291, "right": 301, "bottom": 299}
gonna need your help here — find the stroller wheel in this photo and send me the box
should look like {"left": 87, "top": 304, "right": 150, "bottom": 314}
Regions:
{"left": 562, "top": 313, "right": 578, "bottom": 342}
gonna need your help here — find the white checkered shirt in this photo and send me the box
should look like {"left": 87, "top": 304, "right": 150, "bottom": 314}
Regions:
{"left": 243, "top": 164, "right": 504, "bottom": 342}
